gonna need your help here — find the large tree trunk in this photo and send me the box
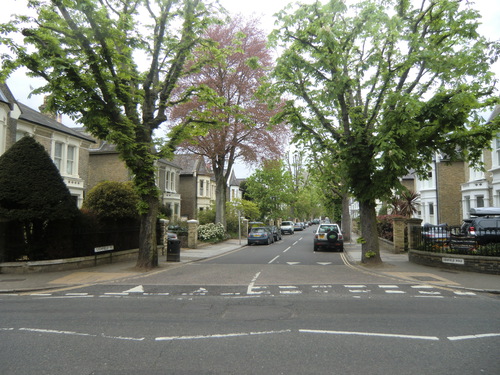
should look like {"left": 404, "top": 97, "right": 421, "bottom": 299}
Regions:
{"left": 341, "top": 193, "right": 351, "bottom": 242}
{"left": 359, "top": 199, "right": 382, "bottom": 265}
{"left": 214, "top": 170, "right": 227, "bottom": 228}
{"left": 135, "top": 193, "right": 159, "bottom": 269}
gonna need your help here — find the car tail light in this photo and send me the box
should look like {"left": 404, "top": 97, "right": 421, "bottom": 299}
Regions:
{"left": 339, "top": 233, "right": 343, "bottom": 240}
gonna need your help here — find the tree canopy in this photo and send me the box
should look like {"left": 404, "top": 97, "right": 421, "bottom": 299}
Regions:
{"left": 270, "top": 0, "right": 500, "bottom": 263}
{"left": 169, "top": 16, "right": 288, "bottom": 227}
{"left": 1, "top": 0, "right": 223, "bottom": 268}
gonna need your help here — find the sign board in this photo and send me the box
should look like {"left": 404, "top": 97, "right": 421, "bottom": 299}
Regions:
{"left": 442, "top": 257, "right": 464, "bottom": 265}
{"left": 94, "top": 245, "right": 114, "bottom": 253}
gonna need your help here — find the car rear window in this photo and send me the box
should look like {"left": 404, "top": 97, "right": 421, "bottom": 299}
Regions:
{"left": 318, "top": 225, "right": 338, "bottom": 233}
{"left": 251, "top": 228, "right": 267, "bottom": 233}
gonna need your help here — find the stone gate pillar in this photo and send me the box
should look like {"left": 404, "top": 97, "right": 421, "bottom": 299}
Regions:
{"left": 187, "top": 220, "right": 198, "bottom": 249}
{"left": 392, "top": 217, "right": 405, "bottom": 254}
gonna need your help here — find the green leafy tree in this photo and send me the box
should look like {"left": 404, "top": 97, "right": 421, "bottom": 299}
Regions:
{"left": 270, "top": 0, "right": 500, "bottom": 264}
{"left": 308, "top": 148, "right": 351, "bottom": 240}
{"left": 1, "top": 0, "right": 222, "bottom": 268}
{"left": 0, "top": 136, "right": 79, "bottom": 259}
{"left": 245, "top": 159, "right": 294, "bottom": 221}
{"left": 82, "top": 181, "right": 139, "bottom": 220}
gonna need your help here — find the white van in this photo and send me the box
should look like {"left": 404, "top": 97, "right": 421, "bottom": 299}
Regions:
{"left": 281, "top": 221, "right": 295, "bottom": 235}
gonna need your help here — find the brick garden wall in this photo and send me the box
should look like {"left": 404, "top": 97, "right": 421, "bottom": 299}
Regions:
{"left": 409, "top": 250, "right": 500, "bottom": 275}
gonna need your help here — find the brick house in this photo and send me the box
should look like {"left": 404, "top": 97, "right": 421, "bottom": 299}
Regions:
{"left": 82, "top": 136, "right": 182, "bottom": 220}
{"left": 0, "top": 84, "right": 94, "bottom": 208}
{"left": 412, "top": 106, "right": 500, "bottom": 225}
{"left": 173, "top": 154, "right": 215, "bottom": 220}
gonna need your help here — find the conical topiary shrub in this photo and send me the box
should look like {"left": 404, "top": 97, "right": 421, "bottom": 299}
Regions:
{"left": 0, "top": 136, "right": 79, "bottom": 259}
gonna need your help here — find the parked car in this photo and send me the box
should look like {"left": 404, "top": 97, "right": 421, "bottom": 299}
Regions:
{"left": 422, "top": 223, "right": 450, "bottom": 244}
{"left": 461, "top": 207, "right": 500, "bottom": 245}
{"left": 247, "top": 227, "right": 274, "bottom": 245}
{"left": 294, "top": 222, "right": 304, "bottom": 231}
{"left": 248, "top": 221, "right": 265, "bottom": 233}
{"left": 267, "top": 225, "right": 282, "bottom": 242}
{"left": 281, "top": 221, "right": 295, "bottom": 235}
{"left": 314, "top": 223, "right": 344, "bottom": 252}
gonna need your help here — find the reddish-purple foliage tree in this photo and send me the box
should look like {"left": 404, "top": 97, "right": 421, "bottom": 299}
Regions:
{"left": 170, "top": 16, "right": 288, "bottom": 227}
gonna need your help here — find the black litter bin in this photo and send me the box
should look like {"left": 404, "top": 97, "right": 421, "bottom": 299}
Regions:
{"left": 167, "top": 239, "right": 181, "bottom": 262}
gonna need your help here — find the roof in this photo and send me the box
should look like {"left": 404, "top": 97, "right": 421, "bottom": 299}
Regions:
{"left": 0, "top": 84, "right": 15, "bottom": 108}
{"left": 173, "top": 154, "right": 211, "bottom": 176}
{"left": 17, "top": 102, "right": 94, "bottom": 143}
{"left": 487, "top": 105, "right": 500, "bottom": 123}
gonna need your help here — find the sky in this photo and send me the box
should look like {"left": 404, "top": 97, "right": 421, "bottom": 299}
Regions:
{"left": 1, "top": 0, "right": 499, "bottom": 177}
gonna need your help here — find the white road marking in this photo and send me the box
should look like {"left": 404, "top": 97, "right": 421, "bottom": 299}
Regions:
{"left": 317, "top": 262, "right": 332, "bottom": 265}
{"left": 18, "top": 327, "right": 144, "bottom": 341}
{"left": 448, "top": 333, "right": 500, "bottom": 341}
{"left": 247, "top": 272, "right": 262, "bottom": 295}
{"left": 155, "top": 330, "right": 292, "bottom": 341}
{"left": 283, "top": 247, "right": 291, "bottom": 253}
{"left": 279, "top": 286, "right": 302, "bottom": 294}
{"left": 385, "top": 290, "right": 406, "bottom": 294}
{"left": 454, "top": 291, "right": 476, "bottom": 296}
{"left": 418, "top": 291, "right": 442, "bottom": 295}
{"left": 379, "top": 285, "right": 399, "bottom": 289}
{"left": 411, "top": 285, "right": 435, "bottom": 289}
{"left": 268, "top": 255, "right": 280, "bottom": 264}
{"left": 286, "top": 262, "right": 301, "bottom": 265}
{"left": 20, "top": 328, "right": 94, "bottom": 337}
{"left": 299, "top": 329, "right": 439, "bottom": 341}
{"left": 123, "top": 285, "right": 144, "bottom": 293}
{"left": 345, "top": 285, "right": 366, "bottom": 288}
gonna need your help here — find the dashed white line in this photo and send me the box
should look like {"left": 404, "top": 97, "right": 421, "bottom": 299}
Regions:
{"left": 299, "top": 329, "right": 440, "bottom": 341}
{"left": 155, "top": 329, "right": 292, "bottom": 341}
{"left": 448, "top": 333, "right": 500, "bottom": 341}
{"left": 268, "top": 255, "right": 280, "bottom": 264}
{"left": 384, "top": 290, "right": 406, "bottom": 294}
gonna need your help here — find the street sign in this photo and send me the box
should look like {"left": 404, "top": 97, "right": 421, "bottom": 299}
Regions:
{"left": 442, "top": 257, "right": 464, "bottom": 265}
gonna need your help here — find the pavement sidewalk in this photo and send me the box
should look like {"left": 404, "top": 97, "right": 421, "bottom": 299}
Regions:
{"left": 0, "top": 237, "right": 499, "bottom": 294}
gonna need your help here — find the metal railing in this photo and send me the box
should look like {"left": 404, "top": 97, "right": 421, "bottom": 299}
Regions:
{"left": 411, "top": 225, "right": 500, "bottom": 256}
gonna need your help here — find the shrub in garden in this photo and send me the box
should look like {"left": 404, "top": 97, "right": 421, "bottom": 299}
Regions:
{"left": 198, "top": 222, "right": 226, "bottom": 242}
{"left": 83, "top": 181, "right": 139, "bottom": 220}
{"left": 0, "top": 136, "right": 79, "bottom": 260}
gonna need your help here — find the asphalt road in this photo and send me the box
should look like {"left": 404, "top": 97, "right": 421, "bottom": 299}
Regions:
{"left": 1, "top": 226, "right": 499, "bottom": 374}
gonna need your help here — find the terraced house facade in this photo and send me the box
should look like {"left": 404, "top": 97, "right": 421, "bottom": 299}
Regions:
{"left": 0, "top": 84, "right": 94, "bottom": 207}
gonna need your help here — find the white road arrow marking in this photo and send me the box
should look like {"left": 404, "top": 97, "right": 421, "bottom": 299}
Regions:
{"left": 287, "top": 262, "right": 301, "bottom": 265}
{"left": 123, "top": 285, "right": 144, "bottom": 293}
{"left": 317, "top": 262, "right": 332, "bottom": 265}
